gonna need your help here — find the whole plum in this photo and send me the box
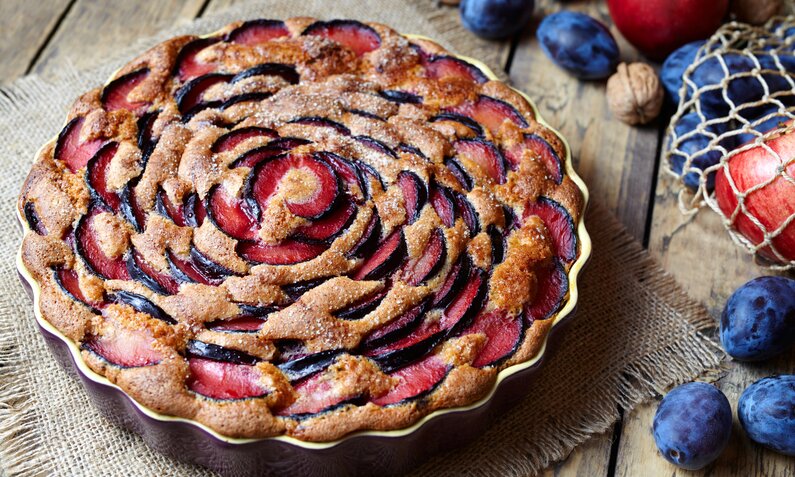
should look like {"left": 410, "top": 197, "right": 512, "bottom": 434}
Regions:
{"left": 739, "top": 375, "right": 795, "bottom": 456}
{"left": 720, "top": 276, "right": 795, "bottom": 361}
{"left": 690, "top": 54, "right": 764, "bottom": 117}
{"left": 653, "top": 382, "right": 733, "bottom": 470}
{"left": 460, "top": 0, "right": 535, "bottom": 39}
{"left": 661, "top": 41, "right": 705, "bottom": 104}
{"left": 668, "top": 112, "right": 730, "bottom": 190}
{"left": 537, "top": 11, "right": 619, "bottom": 80}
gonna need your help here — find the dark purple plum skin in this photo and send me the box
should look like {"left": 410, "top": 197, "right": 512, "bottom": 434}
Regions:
{"left": 667, "top": 112, "right": 731, "bottom": 191}
{"left": 652, "top": 382, "right": 732, "bottom": 470}
{"left": 720, "top": 276, "right": 795, "bottom": 362}
{"left": 661, "top": 41, "right": 704, "bottom": 104}
{"left": 536, "top": 11, "right": 619, "bottom": 80}
{"left": 738, "top": 375, "right": 795, "bottom": 456}
{"left": 459, "top": 0, "right": 535, "bottom": 40}
{"left": 690, "top": 53, "right": 764, "bottom": 118}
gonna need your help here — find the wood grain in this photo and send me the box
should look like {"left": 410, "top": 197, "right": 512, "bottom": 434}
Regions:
{"left": 614, "top": 166, "right": 795, "bottom": 476}
{"left": 30, "top": 0, "right": 206, "bottom": 78}
{"left": 0, "top": 0, "right": 71, "bottom": 82}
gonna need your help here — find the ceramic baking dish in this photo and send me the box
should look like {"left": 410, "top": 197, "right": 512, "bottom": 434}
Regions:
{"left": 16, "top": 33, "right": 591, "bottom": 477}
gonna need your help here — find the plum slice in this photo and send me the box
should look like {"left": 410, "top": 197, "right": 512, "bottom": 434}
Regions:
{"left": 237, "top": 239, "right": 325, "bottom": 265}
{"left": 369, "top": 268, "right": 487, "bottom": 364}
{"left": 276, "top": 371, "right": 359, "bottom": 417}
{"left": 467, "top": 309, "right": 523, "bottom": 368}
{"left": 54, "top": 267, "right": 101, "bottom": 311}
{"left": 348, "top": 211, "right": 382, "bottom": 258}
{"left": 449, "top": 95, "right": 528, "bottom": 135}
{"left": 432, "top": 253, "right": 471, "bottom": 307}
{"left": 352, "top": 230, "right": 406, "bottom": 280}
{"left": 136, "top": 110, "right": 159, "bottom": 163}
{"left": 288, "top": 116, "right": 351, "bottom": 136}
{"left": 101, "top": 68, "right": 150, "bottom": 114}
{"left": 186, "top": 340, "right": 259, "bottom": 365}
{"left": 488, "top": 224, "right": 506, "bottom": 265}
{"left": 231, "top": 63, "right": 299, "bottom": 85}
{"left": 175, "top": 73, "right": 232, "bottom": 115}
{"left": 302, "top": 20, "right": 381, "bottom": 56}
{"left": 445, "top": 157, "right": 473, "bottom": 191}
{"left": 525, "top": 259, "right": 568, "bottom": 323}
{"left": 319, "top": 152, "right": 367, "bottom": 199}
{"left": 183, "top": 193, "right": 206, "bottom": 228}
{"left": 168, "top": 246, "right": 236, "bottom": 285}
{"left": 452, "top": 191, "right": 481, "bottom": 237}
{"left": 355, "top": 136, "right": 397, "bottom": 158}
{"left": 230, "top": 138, "right": 310, "bottom": 168}
{"left": 83, "top": 330, "right": 162, "bottom": 368}
{"left": 504, "top": 133, "right": 563, "bottom": 183}
{"left": 440, "top": 267, "right": 488, "bottom": 334}
{"left": 212, "top": 126, "right": 277, "bottom": 153}
{"left": 119, "top": 180, "right": 146, "bottom": 233}
{"left": 24, "top": 202, "right": 47, "bottom": 235}
{"left": 430, "top": 112, "right": 484, "bottom": 137}
{"left": 453, "top": 138, "right": 507, "bottom": 184}
{"left": 397, "top": 171, "right": 428, "bottom": 225}
{"left": 206, "top": 185, "right": 259, "bottom": 241}
{"left": 226, "top": 19, "right": 290, "bottom": 45}
{"left": 111, "top": 290, "right": 176, "bottom": 324}
{"left": 174, "top": 37, "right": 220, "bottom": 82}
{"left": 402, "top": 228, "right": 446, "bottom": 286}
{"left": 371, "top": 355, "right": 448, "bottom": 406}
{"left": 75, "top": 208, "right": 131, "bottom": 281}
{"left": 126, "top": 250, "right": 180, "bottom": 295}
{"left": 378, "top": 90, "right": 422, "bottom": 104}
{"left": 430, "top": 184, "right": 456, "bottom": 228}
{"left": 361, "top": 298, "right": 427, "bottom": 349}
{"left": 220, "top": 92, "right": 272, "bottom": 110}
{"left": 54, "top": 117, "right": 104, "bottom": 173}
{"left": 335, "top": 288, "right": 389, "bottom": 320}
{"left": 278, "top": 349, "right": 342, "bottom": 382}
{"left": 187, "top": 357, "right": 268, "bottom": 400}
{"left": 523, "top": 196, "right": 577, "bottom": 263}
{"left": 357, "top": 162, "right": 385, "bottom": 199}
{"left": 249, "top": 152, "right": 340, "bottom": 219}
{"left": 281, "top": 277, "right": 329, "bottom": 301}
{"left": 207, "top": 316, "right": 267, "bottom": 333}
{"left": 154, "top": 188, "right": 186, "bottom": 226}
{"left": 425, "top": 55, "right": 488, "bottom": 84}
{"left": 293, "top": 198, "right": 357, "bottom": 243}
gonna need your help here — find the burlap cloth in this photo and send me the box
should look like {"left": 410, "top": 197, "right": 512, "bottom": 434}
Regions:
{"left": 0, "top": 1, "right": 724, "bottom": 475}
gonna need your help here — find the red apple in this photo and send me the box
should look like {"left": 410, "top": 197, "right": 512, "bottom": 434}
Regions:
{"left": 715, "top": 125, "right": 795, "bottom": 263}
{"left": 607, "top": 0, "right": 729, "bottom": 61}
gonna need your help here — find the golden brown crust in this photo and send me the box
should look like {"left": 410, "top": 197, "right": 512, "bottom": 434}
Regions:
{"left": 18, "top": 18, "right": 583, "bottom": 441}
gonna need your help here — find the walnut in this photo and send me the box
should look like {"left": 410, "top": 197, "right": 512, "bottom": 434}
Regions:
{"left": 731, "top": 0, "right": 781, "bottom": 25}
{"left": 606, "top": 62, "right": 664, "bottom": 126}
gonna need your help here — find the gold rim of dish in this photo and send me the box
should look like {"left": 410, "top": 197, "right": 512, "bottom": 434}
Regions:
{"left": 16, "top": 31, "right": 591, "bottom": 448}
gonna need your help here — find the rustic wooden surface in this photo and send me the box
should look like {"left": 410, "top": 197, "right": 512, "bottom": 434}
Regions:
{"left": 2, "top": 1, "right": 792, "bottom": 476}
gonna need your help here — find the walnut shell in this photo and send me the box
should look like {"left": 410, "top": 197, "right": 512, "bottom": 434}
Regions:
{"left": 731, "top": 0, "right": 781, "bottom": 25}
{"left": 606, "top": 62, "right": 664, "bottom": 126}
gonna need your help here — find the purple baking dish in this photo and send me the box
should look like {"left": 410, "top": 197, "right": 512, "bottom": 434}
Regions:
{"left": 16, "top": 41, "right": 591, "bottom": 476}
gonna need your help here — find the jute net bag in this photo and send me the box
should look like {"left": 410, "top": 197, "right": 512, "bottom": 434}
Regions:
{"left": 665, "top": 17, "right": 795, "bottom": 271}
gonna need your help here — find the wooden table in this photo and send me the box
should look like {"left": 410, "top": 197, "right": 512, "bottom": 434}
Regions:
{"left": 2, "top": 1, "right": 792, "bottom": 475}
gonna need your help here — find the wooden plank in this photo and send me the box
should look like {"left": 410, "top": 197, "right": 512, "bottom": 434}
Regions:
{"left": 0, "top": 0, "right": 71, "bottom": 83}
{"left": 540, "top": 429, "right": 615, "bottom": 477}
{"left": 614, "top": 161, "right": 795, "bottom": 475}
{"left": 510, "top": 1, "right": 659, "bottom": 242}
{"left": 30, "top": 0, "right": 206, "bottom": 78}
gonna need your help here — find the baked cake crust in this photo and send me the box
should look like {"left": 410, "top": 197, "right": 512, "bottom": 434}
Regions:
{"left": 18, "top": 17, "right": 583, "bottom": 441}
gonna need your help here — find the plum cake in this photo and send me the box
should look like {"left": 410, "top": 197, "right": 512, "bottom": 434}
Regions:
{"left": 18, "top": 17, "right": 584, "bottom": 441}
